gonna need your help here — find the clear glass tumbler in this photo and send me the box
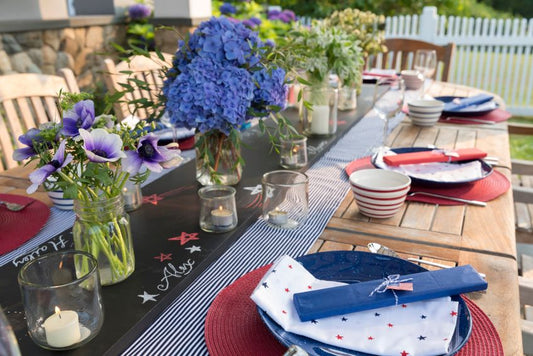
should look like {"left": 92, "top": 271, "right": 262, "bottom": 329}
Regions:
{"left": 262, "top": 170, "right": 309, "bottom": 229}
{"left": 17, "top": 251, "right": 103, "bottom": 350}
{"left": 198, "top": 185, "right": 238, "bottom": 233}
{"left": 280, "top": 136, "right": 308, "bottom": 169}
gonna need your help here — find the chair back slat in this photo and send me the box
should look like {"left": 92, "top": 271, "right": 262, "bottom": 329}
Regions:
{"left": 30, "top": 97, "right": 50, "bottom": 125}
{"left": 0, "top": 69, "right": 80, "bottom": 172}
{"left": 103, "top": 52, "right": 173, "bottom": 120}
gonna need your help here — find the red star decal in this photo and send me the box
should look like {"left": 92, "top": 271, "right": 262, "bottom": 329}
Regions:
{"left": 401, "top": 351, "right": 409, "bottom": 356}
{"left": 282, "top": 310, "right": 287, "bottom": 314}
{"left": 288, "top": 264, "right": 293, "bottom": 269}
{"left": 402, "top": 304, "right": 407, "bottom": 308}
{"left": 154, "top": 253, "right": 172, "bottom": 262}
{"left": 368, "top": 336, "right": 374, "bottom": 340}
{"left": 336, "top": 334, "right": 343, "bottom": 340}
{"left": 143, "top": 194, "right": 164, "bottom": 205}
{"left": 168, "top": 232, "right": 199, "bottom": 245}
{"left": 443, "top": 338, "right": 448, "bottom": 341}
{"left": 450, "top": 310, "right": 458, "bottom": 317}
{"left": 388, "top": 323, "right": 394, "bottom": 328}
{"left": 285, "top": 288, "right": 290, "bottom": 293}
{"left": 308, "top": 285, "right": 312, "bottom": 289}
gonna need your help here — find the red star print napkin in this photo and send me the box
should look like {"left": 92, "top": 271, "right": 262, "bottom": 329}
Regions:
{"left": 251, "top": 256, "right": 458, "bottom": 356}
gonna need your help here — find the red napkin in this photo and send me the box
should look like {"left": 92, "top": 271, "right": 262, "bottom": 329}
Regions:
{"left": 0, "top": 194, "right": 50, "bottom": 255}
{"left": 382, "top": 148, "right": 487, "bottom": 166}
{"left": 440, "top": 108, "right": 512, "bottom": 125}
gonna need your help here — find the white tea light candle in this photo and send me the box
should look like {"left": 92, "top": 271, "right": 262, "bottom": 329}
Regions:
{"left": 43, "top": 307, "right": 81, "bottom": 348}
{"left": 268, "top": 209, "right": 288, "bottom": 225}
{"left": 211, "top": 206, "right": 233, "bottom": 227}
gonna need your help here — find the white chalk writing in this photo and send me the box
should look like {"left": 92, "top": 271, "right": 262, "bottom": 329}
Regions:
{"left": 157, "top": 259, "right": 195, "bottom": 291}
{"left": 12, "top": 235, "right": 69, "bottom": 267}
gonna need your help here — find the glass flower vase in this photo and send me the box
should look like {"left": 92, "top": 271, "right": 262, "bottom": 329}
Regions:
{"left": 195, "top": 130, "right": 243, "bottom": 186}
{"left": 72, "top": 195, "right": 135, "bottom": 286}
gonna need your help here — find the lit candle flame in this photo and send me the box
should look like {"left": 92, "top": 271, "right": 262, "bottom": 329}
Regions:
{"left": 218, "top": 206, "right": 224, "bottom": 211}
{"left": 54, "top": 306, "right": 62, "bottom": 319}
{"left": 292, "top": 146, "right": 299, "bottom": 154}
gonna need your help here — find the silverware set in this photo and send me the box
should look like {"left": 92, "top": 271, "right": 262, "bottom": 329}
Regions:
{"left": 0, "top": 200, "right": 33, "bottom": 212}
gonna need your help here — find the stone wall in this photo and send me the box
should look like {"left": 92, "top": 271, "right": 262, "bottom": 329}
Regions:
{"left": 0, "top": 25, "right": 127, "bottom": 90}
{"left": 0, "top": 23, "right": 192, "bottom": 92}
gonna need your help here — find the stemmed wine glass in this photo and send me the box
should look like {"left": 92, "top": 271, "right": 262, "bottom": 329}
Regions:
{"left": 372, "top": 77, "right": 405, "bottom": 152}
{"left": 414, "top": 49, "right": 437, "bottom": 95}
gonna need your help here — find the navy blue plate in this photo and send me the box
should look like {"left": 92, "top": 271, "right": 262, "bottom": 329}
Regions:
{"left": 435, "top": 96, "right": 498, "bottom": 117}
{"left": 372, "top": 147, "right": 493, "bottom": 187}
{"left": 257, "top": 251, "right": 472, "bottom": 356}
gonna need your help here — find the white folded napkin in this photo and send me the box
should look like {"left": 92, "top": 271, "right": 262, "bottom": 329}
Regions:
{"left": 251, "top": 255, "right": 459, "bottom": 356}
{"left": 376, "top": 149, "right": 484, "bottom": 183}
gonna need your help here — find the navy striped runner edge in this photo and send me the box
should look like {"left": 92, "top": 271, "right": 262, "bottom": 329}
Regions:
{"left": 122, "top": 91, "right": 405, "bottom": 355}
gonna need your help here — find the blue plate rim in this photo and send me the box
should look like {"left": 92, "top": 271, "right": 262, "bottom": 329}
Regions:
{"left": 372, "top": 147, "right": 493, "bottom": 187}
{"left": 257, "top": 250, "right": 472, "bottom": 356}
{"left": 435, "top": 95, "right": 498, "bottom": 117}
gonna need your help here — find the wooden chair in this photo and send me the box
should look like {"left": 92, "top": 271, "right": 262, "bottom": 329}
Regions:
{"left": 509, "top": 122, "right": 533, "bottom": 355}
{"left": 0, "top": 69, "right": 80, "bottom": 172}
{"left": 102, "top": 52, "right": 173, "bottom": 121}
{"left": 371, "top": 39, "right": 456, "bottom": 82}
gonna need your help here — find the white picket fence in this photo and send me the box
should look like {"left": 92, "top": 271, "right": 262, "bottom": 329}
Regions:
{"left": 385, "top": 6, "right": 533, "bottom": 115}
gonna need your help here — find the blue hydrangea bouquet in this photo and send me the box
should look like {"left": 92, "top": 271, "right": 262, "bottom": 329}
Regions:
{"left": 163, "top": 16, "right": 293, "bottom": 185}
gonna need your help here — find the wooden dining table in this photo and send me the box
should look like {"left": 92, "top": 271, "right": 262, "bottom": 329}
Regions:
{"left": 0, "top": 80, "right": 522, "bottom": 355}
{"left": 310, "top": 81, "right": 522, "bottom": 355}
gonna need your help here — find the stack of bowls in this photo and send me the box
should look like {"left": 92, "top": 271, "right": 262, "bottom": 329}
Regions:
{"left": 401, "top": 70, "right": 424, "bottom": 90}
{"left": 407, "top": 99, "right": 445, "bottom": 127}
{"left": 349, "top": 169, "right": 411, "bottom": 219}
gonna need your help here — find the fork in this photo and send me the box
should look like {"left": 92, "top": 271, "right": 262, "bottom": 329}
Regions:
{"left": 0, "top": 200, "right": 33, "bottom": 211}
{"left": 408, "top": 191, "right": 487, "bottom": 207}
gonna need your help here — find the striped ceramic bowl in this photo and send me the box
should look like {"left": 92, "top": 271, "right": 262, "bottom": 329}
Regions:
{"left": 47, "top": 190, "right": 74, "bottom": 210}
{"left": 408, "top": 99, "right": 444, "bottom": 127}
{"left": 349, "top": 169, "right": 411, "bottom": 219}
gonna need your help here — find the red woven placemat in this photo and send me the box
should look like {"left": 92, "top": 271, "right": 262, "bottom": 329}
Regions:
{"left": 204, "top": 265, "right": 503, "bottom": 356}
{"left": 344, "top": 157, "right": 510, "bottom": 205}
{"left": 439, "top": 108, "right": 511, "bottom": 125}
{"left": 0, "top": 194, "right": 49, "bottom": 255}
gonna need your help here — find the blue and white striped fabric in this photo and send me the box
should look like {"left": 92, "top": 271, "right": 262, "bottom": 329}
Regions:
{"left": 123, "top": 91, "right": 405, "bottom": 355}
{"left": 0, "top": 151, "right": 196, "bottom": 268}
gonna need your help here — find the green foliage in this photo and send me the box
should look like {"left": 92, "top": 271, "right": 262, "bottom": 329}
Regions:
{"left": 277, "top": 23, "right": 365, "bottom": 87}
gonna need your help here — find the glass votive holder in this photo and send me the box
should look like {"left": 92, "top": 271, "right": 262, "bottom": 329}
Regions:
{"left": 198, "top": 185, "right": 238, "bottom": 233}
{"left": 122, "top": 180, "right": 142, "bottom": 212}
{"left": 262, "top": 170, "right": 309, "bottom": 229}
{"left": 280, "top": 136, "right": 308, "bottom": 169}
{"left": 17, "top": 251, "right": 103, "bottom": 350}
{"left": 301, "top": 86, "right": 338, "bottom": 136}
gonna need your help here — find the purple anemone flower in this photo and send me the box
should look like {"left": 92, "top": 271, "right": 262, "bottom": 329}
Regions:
{"left": 122, "top": 133, "right": 175, "bottom": 174}
{"left": 219, "top": 3, "right": 237, "bottom": 15}
{"left": 79, "top": 128, "right": 126, "bottom": 163}
{"left": 13, "top": 128, "right": 43, "bottom": 161}
{"left": 62, "top": 100, "right": 95, "bottom": 137}
{"left": 128, "top": 3, "right": 152, "bottom": 20}
{"left": 27, "top": 141, "right": 73, "bottom": 194}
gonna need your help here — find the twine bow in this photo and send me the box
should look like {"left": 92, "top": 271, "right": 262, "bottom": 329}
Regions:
{"left": 368, "top": 274, "right": 414, "bottom": 305}
{"left": 434, "top": 149, "right": 460, "bottom": 162}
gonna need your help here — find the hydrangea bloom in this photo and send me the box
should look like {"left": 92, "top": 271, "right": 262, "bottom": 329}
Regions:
{"left": 164, "top": 17, "right": 287, "bottom": 134}
{"left": 128, "top": 3, "right": 151, "bottom": 20}
{"left": 219, "top": 3, "right": 237, "bottom": 15}
{"left": 268, "top": 9, "right": 296, "bottom": 23}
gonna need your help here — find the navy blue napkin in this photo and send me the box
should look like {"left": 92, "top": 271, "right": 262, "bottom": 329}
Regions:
{"left": 293, "top": 265, "right": 487, "bottom": 321}
{"left": 443, "top": 94, "right": 493, "bottom": 112}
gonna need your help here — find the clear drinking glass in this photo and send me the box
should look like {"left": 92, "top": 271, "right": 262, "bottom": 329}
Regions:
{"left": 262, "top": 170, "right": 309, "bottom": 229}
{"left": 414, "top": 49, "right": 437, "bottom": 94}
{"left": 198, "top": 185, "right": 238, "bottom": 233}
{"left": 373, "top": 78, "right": 405, "bottom": 148}
{"left": 122, "top": 180, "right": 143, "bottom": 212}
{"left": 17, "top": 251, "right": 103, "bottom": 350}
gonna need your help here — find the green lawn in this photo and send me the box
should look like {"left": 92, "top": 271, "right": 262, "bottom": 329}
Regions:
{"left": 509, "top": 117, "right": 533, "bottom": 160}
